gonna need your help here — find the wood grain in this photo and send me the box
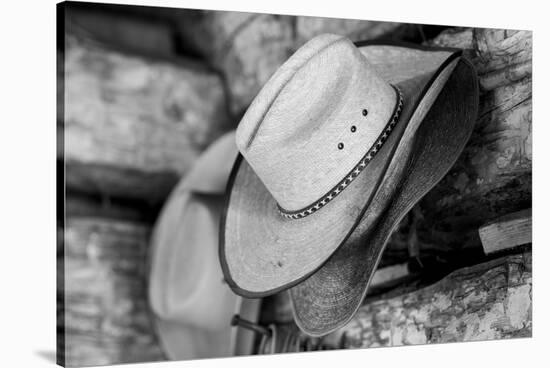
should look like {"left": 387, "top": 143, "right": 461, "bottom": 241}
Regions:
{"left": 61, "top": 34, "right": 232, "bottom": 203}
{"left": 324, "top": 251, "right": 532, "bottom": 347}
{"left": 265, "top": 252, "right": 531, "bottom": 346}
{"left": 479, "top": 209, "right": 532, "bottom": 254}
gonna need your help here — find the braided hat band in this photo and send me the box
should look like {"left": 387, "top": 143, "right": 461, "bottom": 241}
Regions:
{"left": 277, "top": 85, "right": 404, "bottom": 220}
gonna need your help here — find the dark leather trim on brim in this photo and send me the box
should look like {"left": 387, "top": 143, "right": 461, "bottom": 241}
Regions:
{"left": 290, "top": 57, "right": 479, "bottom": 336}
{"left": 219, "top": 42, "right": 467, "bottom": 299}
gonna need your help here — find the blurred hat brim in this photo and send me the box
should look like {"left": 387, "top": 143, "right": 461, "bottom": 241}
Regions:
{"left": 148, "top": 131, "right": 263, "bottom": 359}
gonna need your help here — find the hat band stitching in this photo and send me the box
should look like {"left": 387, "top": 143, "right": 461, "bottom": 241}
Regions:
{"left": 277, "top": 85, "right": 403, "bottom": 220}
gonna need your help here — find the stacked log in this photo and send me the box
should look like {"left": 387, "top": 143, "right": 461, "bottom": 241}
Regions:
{"left": 61, "top": 34, "right": 231, "bottom": 204}
{"left": 327, "top": 251, "right": 532, "bottom": 347}
{"left": 59, "top": 6, "right": 233, "bottom": 365}
{"left": 266, "top": 251, "right": 532, "bottom": 346}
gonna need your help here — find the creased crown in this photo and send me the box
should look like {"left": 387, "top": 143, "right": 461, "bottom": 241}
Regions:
{"left": 235, "top": 34, "right": 396, "bottom": 213}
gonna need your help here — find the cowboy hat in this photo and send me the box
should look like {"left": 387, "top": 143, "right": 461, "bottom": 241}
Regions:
{"left": 289, "top": 49, "right": 479, "bottom": 335}
{"left": 219, "top": 34, "right": 478, "bottom": 311}
{"left": 148, "top": 131, "right": 262, "bottom": 359}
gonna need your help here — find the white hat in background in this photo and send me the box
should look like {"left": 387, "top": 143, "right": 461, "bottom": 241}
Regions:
{"left": 148, "top": 131, "right": 261, "bottom": 360}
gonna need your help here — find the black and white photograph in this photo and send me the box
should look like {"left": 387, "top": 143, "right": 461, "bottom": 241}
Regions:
{"left": 17, "top": 0, "right": 539, "bottom": 366}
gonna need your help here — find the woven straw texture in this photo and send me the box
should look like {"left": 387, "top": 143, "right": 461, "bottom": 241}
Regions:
{"left": 235, "top": 35, "right": 396, "bottom": 212}
{"left": 221, "top": 41, "right": 466, "bottom": 297}
{"left": 289, "top": 58, "right": 479, "bottom": 336}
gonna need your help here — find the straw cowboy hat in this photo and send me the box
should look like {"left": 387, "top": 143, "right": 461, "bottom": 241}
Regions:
{"left": 148, "top": 131, "right": 261, "bottom": 359}
{"left": 219, "top": 34, "right": 478, "bottom": 335}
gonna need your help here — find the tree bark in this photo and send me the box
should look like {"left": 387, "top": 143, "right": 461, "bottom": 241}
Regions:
{"left": 59, "top": 217, "right": 165, "bottom": 366}
{"left": 61, "top": 34, "right": 232, "bottom": 204}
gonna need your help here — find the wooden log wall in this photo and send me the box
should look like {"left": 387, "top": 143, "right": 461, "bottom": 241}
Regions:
{"left": 324, "top": 251, "right": 532, "bottom": 347}
{"left": 58, "top": 2, "right": 532, "bottom": 366}
{"left": 264, "top": 251, "right": 531, "bottom": 346}
{"left": 61, "top": 33, "right": 231, "bottom": 203}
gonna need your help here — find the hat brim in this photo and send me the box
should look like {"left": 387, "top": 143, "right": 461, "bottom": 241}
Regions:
{"left": 154, "top": 297, "right": 261, "bottom": 360}
{"left": 148, "top": 131, "right": 262, "bottom": 359}
{"left": 220, "top": 42, "right": 468, "bottom": 298}
{"left": 289, "top": 57, "right": 479, "bottom": 336}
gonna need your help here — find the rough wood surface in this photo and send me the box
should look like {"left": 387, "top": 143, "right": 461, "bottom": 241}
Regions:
{"left": 479, "top": 209, "right": 532, "bottom": 254}
{"left": 61, "top": 34, "right": 232, "bottom": 203}
{"left": 60, "top": 218, "right": 165, "bottom": 366}
{"left": 176, "top": 11, "right": 409, "bottom": 115}
{"left": 266, "top": 252, "right": 532, "bottom": 345}
{"left": 323, "top": 251, "right": 532, "bottom": 347}
{"left": 381, "top": 28, "right": 532, "bottom": 265}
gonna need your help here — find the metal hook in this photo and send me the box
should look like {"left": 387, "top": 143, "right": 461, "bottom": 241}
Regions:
{"left": 231, "top": 314, "right": 272, "bottom": 337}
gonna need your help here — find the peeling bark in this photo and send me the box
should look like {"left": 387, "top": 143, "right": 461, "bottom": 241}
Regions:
{"left": 323, "top": 251, "right": 532, "bottom": 347}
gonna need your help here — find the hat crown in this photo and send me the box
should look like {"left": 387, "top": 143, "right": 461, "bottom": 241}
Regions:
{"left": 236, "top": 34, "right": 397, "bottom": 213}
